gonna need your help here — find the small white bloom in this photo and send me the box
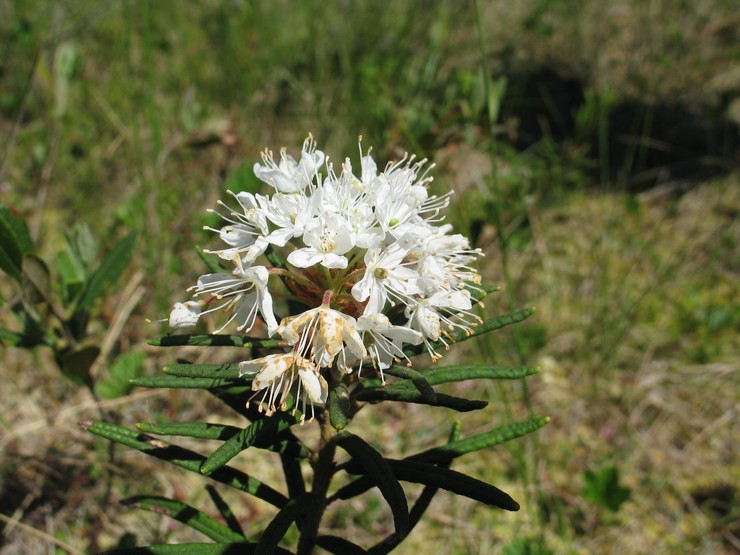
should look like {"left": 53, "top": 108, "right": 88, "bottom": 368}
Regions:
{"left": 288, "top": 212, "right": 355, "bottom": 269}
{"left": 278, "top": 305, "right": 366, "bottom": 369}
{"left": 351, "top": 244, "right": 420, "bottom": 314}
{"left": 240, "top": 353, "right": 327, "bottom": 422}
{"left": 190, "top": 265, "right": 278, "bottom": 335}
{"left": 168, "top": 301, "right": 201, "bottom": 330}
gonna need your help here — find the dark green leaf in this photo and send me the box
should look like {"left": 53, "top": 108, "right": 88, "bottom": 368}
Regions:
{"left": 328, "top": 382, "right": 350, "bottom": 430}
{"left": 205, "top": 485, "right": 245, "bottom": 538}
{"left": 121, "top": 495, "right": 246, "bottom": 542}
{"left": 99, "top": 543, "right": 293, "bottom": 554}
{"left": 281, "top": 453, "right": 305, "bottom": 499}
{"left": 419, "top": 364, "right": 540, "bottom": 385}
{"left": 335, "top": 432, "right": 409, "bottom": 539}
{"left": 410, "top": 416, "right": 550, "bottom": 464}
{"left": 22, "top": 255, "right": 51, "bottom": 304}
{"left": 74, "top": 230, "right": 137, "bottom": 314}
{"left": 201, "top": 413, "right": 303, "bottom": 475}
{"left": 56, "top": 345, "right": 99, "bottom": 387}
{"left": 130, "top": 375, "right": 242, "bottom": 389}
{"left": 368, "top": 422, "right": 461, "bottom": 555}
{"left": 0, "top": 205, "right": 34, "bottom": 282}
{"left": 82, "top": 421, "right": 288, "bottom": 508}
{"left": 136, "top": 420, "right": 309, "bottom": 459}
{"left": 255, "top": 493, "right": 311, "bottom": 555}
{"left": 382, "top": 366, "right": 435, "bottom": 401}
{"left": 316, "top": 536, "right": 368, "bottom": 554}
{"left": 95, "top": 351, "right": 146, "bottom": 399}
{"left": 392, "top": 459, "right": 519, "bottom": 510}
{"left": 136, "top": 421, "right": 241, "bottom": 441}
{"left": 354, "top": 387, "right": 487, "bottom": 412}
{"left": 163, "top": 363, "right": 242, "bottom": 379}
{"left": 148, "top": 334, "right": 287, "bottom": 349}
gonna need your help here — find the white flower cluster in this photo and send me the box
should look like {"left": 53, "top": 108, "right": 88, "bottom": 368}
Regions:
{"left": 169, "top": 136, "right": 482, "bottom": 421}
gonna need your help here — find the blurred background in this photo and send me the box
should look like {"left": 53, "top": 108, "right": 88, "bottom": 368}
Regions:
{"left": 0, "top": 1, "right": 737, "bottom": 553}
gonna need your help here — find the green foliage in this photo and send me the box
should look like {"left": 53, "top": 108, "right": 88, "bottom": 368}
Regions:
{"left": 95, "top": 351, "right": 147, "bottom": 400}
{"left": 0, "top": 207, "right": 138, "bottom": 393}
{"left": 582, "top": 465, "right": 631, "bottom": 512}
{"left": 86, "top": 296, "right": 545, "bottom": 553}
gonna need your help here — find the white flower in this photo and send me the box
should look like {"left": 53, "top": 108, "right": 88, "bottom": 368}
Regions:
{"left": 351, "top": 244, "right": 420, "bottom": 314}
{"left": 239, "top": 353, "right": 327, "bottom": 423}
{"left": 349, "top": 313, "right": 423, "bottom": 381}
{"left": 405, "top": 290, "right": 480, "bottom": 361}
{"left": 253, "top": 135, "right": 324, "bottom": 193}
{"left": 168, "top": 301, "right": 201, "bottom": 330}
{"left": 277, "top": 304, "right": 366, "bottom": 369}
{"left": 287, "top": 211, "right": 355, "bottom": 269}
{"left": 189, "top": 265, "right": 278, "bottom": 335}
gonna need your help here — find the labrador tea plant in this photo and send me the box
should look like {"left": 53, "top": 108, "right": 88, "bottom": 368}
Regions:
{"left": 84, "top": 136, "right": 547, "bottom": 554}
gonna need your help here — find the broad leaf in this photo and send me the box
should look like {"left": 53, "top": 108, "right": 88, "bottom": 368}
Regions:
{"left": 0, "top": 205, "right": 34, "bottom": 282}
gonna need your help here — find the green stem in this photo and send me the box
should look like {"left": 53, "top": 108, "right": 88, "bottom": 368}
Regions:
{"left": 297, "top": 410, "right": 337, "bottom": 554}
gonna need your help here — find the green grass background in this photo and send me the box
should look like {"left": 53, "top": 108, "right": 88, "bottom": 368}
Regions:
{"left": 1, "top": 1, "right": 737, "bottom": 553}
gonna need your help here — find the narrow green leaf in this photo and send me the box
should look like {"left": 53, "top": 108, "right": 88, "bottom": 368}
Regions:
{"left": 280, "top": 453, "right": 305, "bottom": 500}
{"left": 328, "top": 382, "right": 350, "bottom": 430}
{"left": 368, "top": 422, "right": 461, "bottom": 555}
{"left": 354, "top": 387, "right": 487, "bottom": 412}
{"left": 136, "top": 420, "right": 309, "bottom": 460}
{"left": 382, "top": 366, "right": 435, "bottom": 401}
{"left": 121, "top": 495, "right": 246, "bottom": 542}
{"left": 205, "top": 485, "right": 245, "bottom": 538}
{"left": 255, "top": 493, "right": 311, "bottom": 555}
{"left": 405, "top": 307, "right": 535, "bottom": 356}
{"left": 201, "top": 414, "right": 302, "bottom": 475}
{"left": 99, "top": 544, "right": 293, "bottom": 555}
{"left": 163, "top": 363, "right": 242, "bottom": 379}
{"left": 386, "top": 459, "right": 519, "bottom": 511}
{"left": 136, "top": 421, "right": 241, "bottom": 441}
{"left": 149, "top": 334, "right": 287, "bottom": 349}
{"left": 410, "top": 416, "right": 551, "bottom": 464}
{"left": 419, "top": 364, "right": 540, "bottom": 385}
{"left": 316, "top": 536, "right": 368, "bottom": 554}
{"left": 335, "top": 432, "right": 409, "bottom": 539}
{"left": 196, "top": 245, "right": 228, "bottom": 273}
{"left": 130, "top": 375, "right": 242, "bottom": 389}
{"left": 82, "top": 421, "right": 288, "bottom": 508}
{"left": 74, "top": 230, "right": 137, "bottom": 314}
